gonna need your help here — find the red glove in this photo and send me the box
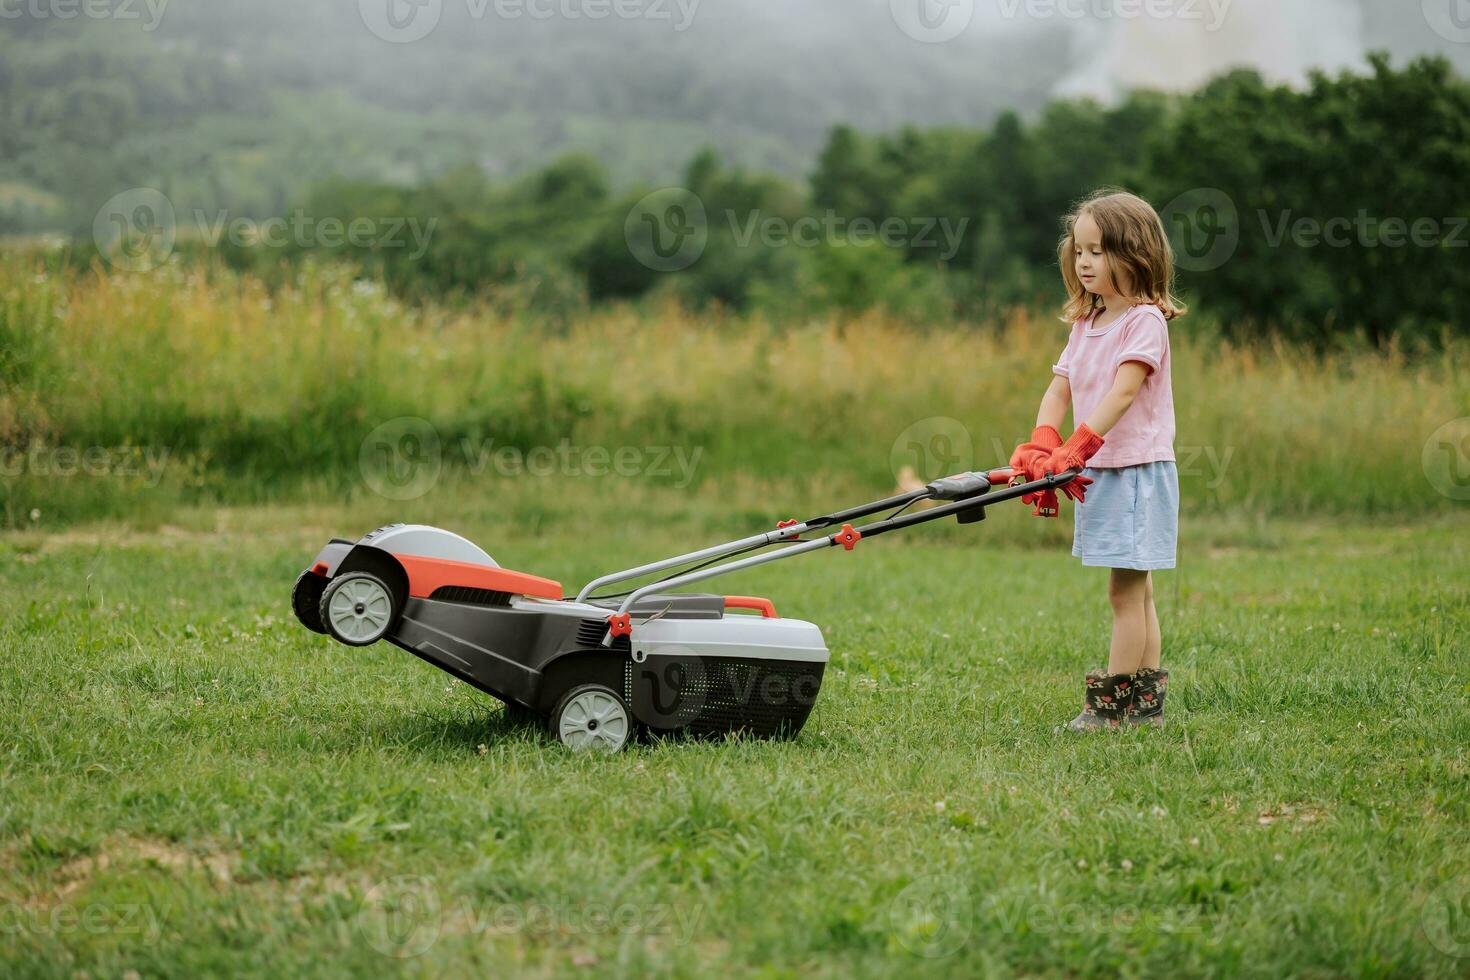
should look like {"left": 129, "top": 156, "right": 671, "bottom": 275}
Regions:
{"left": 1043, "top": 424, "right": 1105, "bottom": 502}
{"left": 1056, "top": 472, "right": 1094, "bottom": 504}
{"left": 1021, "top": 472, "right": 1095, "bottom": 516}
{"left": 1023, "top": 487, "right": 1059, "bottom": 517}
{"left": 1009, "top": 425, "right": 1062, "bottom": 482}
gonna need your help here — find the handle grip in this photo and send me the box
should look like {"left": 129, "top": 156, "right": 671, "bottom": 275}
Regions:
{"left": 724, "top": 595, "right": 779, "bottom": 618}
{"left": 929, "top": 467, "right": 1081, "bottom": 502}
{"left": 986, "top": 467, "right": 1083, "bottom": 486}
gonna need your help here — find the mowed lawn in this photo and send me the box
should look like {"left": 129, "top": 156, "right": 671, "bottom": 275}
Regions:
{"left": 2, "top": 491, "right": 1468, "bottom": 979}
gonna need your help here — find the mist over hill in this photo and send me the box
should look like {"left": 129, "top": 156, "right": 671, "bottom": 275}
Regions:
{"left": 1, "top": 0, "right": 1465, "bottom": 232}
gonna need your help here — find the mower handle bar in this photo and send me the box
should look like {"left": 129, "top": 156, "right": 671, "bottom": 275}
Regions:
{"left": 576, "top": 465, "right": 1080, "bottom": 610}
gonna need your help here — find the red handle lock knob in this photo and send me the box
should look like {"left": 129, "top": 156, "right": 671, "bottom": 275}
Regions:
{"left": 831, "top": 523, "right": 862, "bottom": 551}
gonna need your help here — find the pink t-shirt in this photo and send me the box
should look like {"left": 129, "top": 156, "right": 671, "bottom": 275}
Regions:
{"left": 1053, "top": 304, "right": 1175, "bottom": 468}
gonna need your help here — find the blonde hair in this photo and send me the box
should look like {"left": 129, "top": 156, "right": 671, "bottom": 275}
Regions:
{"left": 1058, "top": 189, "right": 1186, "bottom": 323}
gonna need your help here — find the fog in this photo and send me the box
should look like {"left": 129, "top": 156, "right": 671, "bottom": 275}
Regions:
{"left": 142, "top": 0, "right": 1467, "bottom": 138}
{"left": 1053, "top": 0, "right": 1372, "bottom": 97}
{"left": 3, "top": 0, "right": 1466, "bottom": 230}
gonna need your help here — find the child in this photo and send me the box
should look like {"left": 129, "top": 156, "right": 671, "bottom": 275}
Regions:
{"left": 1010, "top": 189, "right": 1184, "bottom": 731}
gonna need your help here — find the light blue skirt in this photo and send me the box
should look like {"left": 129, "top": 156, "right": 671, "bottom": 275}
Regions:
{"left": 1072, "top": 461, "right": 1179, "bottom": 570}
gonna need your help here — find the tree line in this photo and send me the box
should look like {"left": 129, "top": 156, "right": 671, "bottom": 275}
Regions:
{"left": 113, "top": 55, "right": 1470, "bottom": 343}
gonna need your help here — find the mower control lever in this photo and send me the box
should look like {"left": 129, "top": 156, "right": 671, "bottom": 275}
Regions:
{"left": 924, "top": 466, "right": 1074, "bottom": 501}
{"left": 925, "top": 471, "right": 993, "bottom": 501}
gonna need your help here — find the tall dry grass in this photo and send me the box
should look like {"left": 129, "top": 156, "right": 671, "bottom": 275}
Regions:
{"left": 2, "top": 255, "right": 1466, "bottom": 527}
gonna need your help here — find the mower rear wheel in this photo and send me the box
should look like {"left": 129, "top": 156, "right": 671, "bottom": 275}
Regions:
{"left": 320, "top": 571, "right": 399, "bottom": 647}
{"left": 552, "top": 684, "right": 631, "bottom": 753}
{"left": 292, "top": 570, "right": 328, "bottom": 634}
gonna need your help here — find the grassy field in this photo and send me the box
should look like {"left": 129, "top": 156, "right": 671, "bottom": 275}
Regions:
{"left": 3, "top": 483, "right": 1468, "bottom": 978}
{"left": 4, "top": 255, "right": 1469, "bottom": 975}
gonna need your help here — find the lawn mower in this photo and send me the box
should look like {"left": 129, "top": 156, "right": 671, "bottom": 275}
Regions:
{"left": 291, "top": 465, "right": 1080, "bottom": 751}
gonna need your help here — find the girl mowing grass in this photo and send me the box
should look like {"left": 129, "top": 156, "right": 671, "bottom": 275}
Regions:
{"left": 1010, "top": 189, "right": 1184, "bottom": 731}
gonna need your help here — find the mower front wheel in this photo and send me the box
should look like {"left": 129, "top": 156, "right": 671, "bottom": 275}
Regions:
{"left": 319, "top": 571, "right": 400, "bottom": 647}
{"left": 552, "top": 684, "right": 632, "bottom": 753}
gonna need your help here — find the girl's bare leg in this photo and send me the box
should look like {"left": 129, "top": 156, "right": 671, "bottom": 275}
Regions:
{"left": 1141, "top": 571, "right": 1162, "bottom": 670}
{"left": 1107, "top": 568, "right": 1149, "bottom": 675}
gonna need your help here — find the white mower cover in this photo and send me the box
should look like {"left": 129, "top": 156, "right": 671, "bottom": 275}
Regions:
{"left": 360, "top": 524, "right": 499, "bottom": 567}
{"left": 632, "top": 615, "right": 828, "bottom": 664}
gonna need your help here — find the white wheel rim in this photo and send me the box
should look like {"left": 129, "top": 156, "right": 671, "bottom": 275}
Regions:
{"left": 558, "top": 690, "right": 629, "bottom": 752}
{"left": 327, "top": 577, "right": 393, "bottom": 642}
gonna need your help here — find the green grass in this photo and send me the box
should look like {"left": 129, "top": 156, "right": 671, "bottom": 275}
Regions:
{"left": 2, "top": 485, "right": 1468, "bottom": 978}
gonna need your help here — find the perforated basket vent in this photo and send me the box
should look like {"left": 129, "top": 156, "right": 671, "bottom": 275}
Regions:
{"left": 635, "top": 657, "right": 825, "bottom": 740}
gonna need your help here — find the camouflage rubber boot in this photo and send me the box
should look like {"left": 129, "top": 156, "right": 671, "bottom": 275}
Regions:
{"left": 1125, "top": 667, "right": 1168, "bottom": 727}
{"left": 1065, "top": 670, "right": 1132, "bottom": 732}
